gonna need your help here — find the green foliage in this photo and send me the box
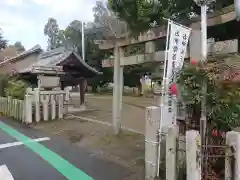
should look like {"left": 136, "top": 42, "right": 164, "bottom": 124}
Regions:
{"left": 9, "top": 41, "right": 25, "bottom": 52}
{"left": 108, "top": 0, "right": 234, "bottom": 34}
{"left": 0, "top": 74, "right": 29, "bottom": 100}
{"left": 5, "top": 79, "right": 29, "bottom": 100}
{"left": 0, "top": 74, "right": 9, "bottom": 96}
{"left": 178, "top": 61, "right": 240, "bottom": 131}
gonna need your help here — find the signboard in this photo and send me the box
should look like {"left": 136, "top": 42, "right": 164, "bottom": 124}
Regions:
{"left": 161, "top": 20, "right": 191, "bottom": 126}
{"left": 102, "top": 59, "right": 114, "bottom": 67}
{"left": 38, "top": 75, "right": 60, "bottom": 88}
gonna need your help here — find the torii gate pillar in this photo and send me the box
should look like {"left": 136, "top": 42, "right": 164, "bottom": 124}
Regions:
{"left": 112, "top": 46, "right": 124, "bottom": 134}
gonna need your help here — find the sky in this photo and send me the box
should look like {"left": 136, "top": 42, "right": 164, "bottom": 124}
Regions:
{"left": 0, "top": 0, "right": 100, "bottom": 50}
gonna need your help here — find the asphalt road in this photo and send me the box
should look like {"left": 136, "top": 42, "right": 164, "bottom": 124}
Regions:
{"left": 0, "top": 118, "right": 132, "bottom": 180}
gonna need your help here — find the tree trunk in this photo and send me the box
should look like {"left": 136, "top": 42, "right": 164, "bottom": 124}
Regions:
{"left": 79, "top": 79, "right": 85, "bottom": 105}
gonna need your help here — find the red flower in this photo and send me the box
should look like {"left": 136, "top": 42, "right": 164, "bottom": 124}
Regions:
{"left": 191, "top": 59, "right": 197, "bottom": 65}
{"left": 212, "top": 129, "right": 218, "bottom": 136}
{"left": 170, "top": 83, "right": 178, "bottom": 96}
{"left": 212, "top": 129, "right": 226, "bottom": 138}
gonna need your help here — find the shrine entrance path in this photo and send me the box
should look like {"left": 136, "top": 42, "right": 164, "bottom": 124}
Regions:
{"left": 71, "top": 94, "right": 158, "bottom": 134}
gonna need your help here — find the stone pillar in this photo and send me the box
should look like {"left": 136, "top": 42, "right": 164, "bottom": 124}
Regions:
{"left": 190, "top": 30, "right": 201, "bottom": 62}
{"left": 34, "top": 88, "right": 40, "bottom": 122}
{"left": 145, "top": 106, "right": 160, "bottom": 180}
{"left": 226, "top": 131, "right": 240, "bottom": 180}
{"left": 112, "top": 46, "right": 123, "bottom": 134}
{"left": 186, "top": 130, "right": 201, "bottom": 180}
{"left": 51, "top": 95, "right": 56, "bottom": 120}
{"left": 64, "top": 87, "right": 70, "bottom": 114}
{"left": 164, "top": 125, "right": 178, "bottom": 180}
{"left": 58, "top": 94, "right": 63, "bottom": 119}
{"left": 144, "top": 41, "right": 155, "bottom": 96}
{"left": 119, "top": 48, "right": 124, "bottom": 114}
{"left": 42, "top": 95, "right": 49, "bottom": 121}
{"left": 25, "top": 94, "right": 32, "bottom": 124}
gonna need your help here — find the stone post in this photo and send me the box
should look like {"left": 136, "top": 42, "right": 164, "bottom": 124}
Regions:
{"left": 186, "top": 130, "right": 201, "bottom": 180}
{"left": 164, "top": 125, "right": 178, "bottom": 180}
{"left": 145, "top": 106, "right": 160, "bottom": 180}
{"left": 34, "top": 88, "right": 40, "bottom": 122}
{"left": 226, "top": 131, "right": 240, "bottom": 180}
{"left": 25, "top": 94, "right": 32, "bottom": 124}
{"left": 63, "top": 87, "right": 70, "bottom": 114}
{"left": 42, "top": 95, "right": 49, "bottom": 121}
{"left": 58, "top": 94, "right": 63, "bottom": 119}
{"left": 51, "top": 95, "right": 56, "bottom": 120}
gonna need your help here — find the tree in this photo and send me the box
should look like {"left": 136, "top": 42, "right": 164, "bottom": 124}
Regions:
{"left": 93, "top": 1, "right": 128, "bottom": 39}
{"left": 93, "top": 1, "right": 155, "bottom": 90}
{"left": 44, "top": 18, "right": 59, "bottom": 50}
{"left": 108, "top": 0, "right": 234, "bottom": 34}
{"left": 59, "top": 20, "right": 84, "bottom": 50}
{"left": 0, "top": 29, "right": 7, "bottom": 50}
{"left": 10, "top": 41, "right": 25, "bottom": 52}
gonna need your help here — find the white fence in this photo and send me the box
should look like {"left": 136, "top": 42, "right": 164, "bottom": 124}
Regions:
{"left": 145, "top": 106, "right": 239, "bottom": 180}
{"left": 0, "top": 96, "right": 25, "bottom": 121}
{"left": 0, "top": 87, "right": 70, "bottom": 124}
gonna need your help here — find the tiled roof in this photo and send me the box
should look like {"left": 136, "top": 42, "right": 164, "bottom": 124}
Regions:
{"left": 0, "top": 45, "right": 43, "bottom": 67}
{"left": 20, "top": 47, "right": 102, "bottom": 75}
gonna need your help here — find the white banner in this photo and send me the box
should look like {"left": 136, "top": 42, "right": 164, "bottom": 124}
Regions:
{"left": 162, "top": 20, "right": 191, "bottom": 125}
{"left": 166, "top": 21, "right": 191, "bottom": 84}
{"left": 176, "top": 25, "right": 191, "bottom": 71}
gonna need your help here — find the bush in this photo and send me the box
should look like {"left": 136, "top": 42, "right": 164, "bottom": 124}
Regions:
{"left": 178, "top": 61, "right": 240, "bottom": 131}
{"left": 5, "top": 79, "right": 29, "bottom": 100}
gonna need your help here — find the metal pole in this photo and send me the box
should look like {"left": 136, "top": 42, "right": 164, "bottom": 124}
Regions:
{"left": 201, "top": 5, "right": 207, "bottom": 61}
{"left": 157, "top": 20, "right": 171, "bottom": 176}
{"left": 82, "top": 21, "right": 85, "bottom": 61}
{"left": 200, "top": 3, "right": 208, "bottom": 179}
{"left": 81, "top": 21, "right": 86, "bottom": 108}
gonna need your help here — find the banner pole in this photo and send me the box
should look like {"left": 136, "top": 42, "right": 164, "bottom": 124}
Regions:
{"left": 157, "top": 20, "right": 171, "bottom": 176}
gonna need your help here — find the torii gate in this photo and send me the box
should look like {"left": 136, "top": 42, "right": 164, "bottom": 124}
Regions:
{"left": 95, "top": 4, "right": 238, "bottom": 134}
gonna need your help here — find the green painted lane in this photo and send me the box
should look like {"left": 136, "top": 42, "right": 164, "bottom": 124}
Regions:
{"left": 0, "top": 121, "right": 93, "bottom": 180}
